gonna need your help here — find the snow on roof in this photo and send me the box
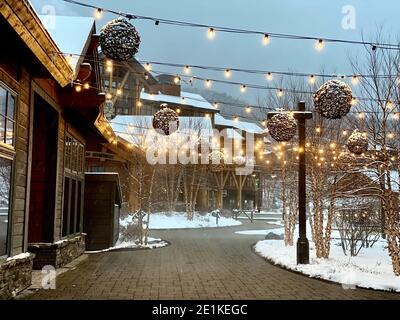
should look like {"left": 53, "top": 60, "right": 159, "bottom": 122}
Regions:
{"left": 214, "top": 113, "right": 264, "bottom": 134}
{"left": 140, "top": 90, "right": 218, "bottom": 112}
{"left": 38, "top": 15, "right": 95, "bottom": 76}
{"left": 361, "top": 170, "right": 399, "bottom": 192}
{"left": 111, "top": 115, "right": 214, "bottom": 147}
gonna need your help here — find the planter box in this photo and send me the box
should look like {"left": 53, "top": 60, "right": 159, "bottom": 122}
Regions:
{"left": 28, "top": 234, "right": 85, "bottom": 270}
{"left": 0, "top": 253, "right": 35, "bottom": 300}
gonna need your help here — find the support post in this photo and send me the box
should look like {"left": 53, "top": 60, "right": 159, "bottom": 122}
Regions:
{"left": 296, "top": 101, "right": 310, "bottom": 264}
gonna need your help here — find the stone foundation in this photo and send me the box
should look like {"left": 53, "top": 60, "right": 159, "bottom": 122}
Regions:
{"left": 0, "top": 253, "right": 35, "bottom": 300}
{"left": 28, "top": 234, "right": 86, "bottom": 270}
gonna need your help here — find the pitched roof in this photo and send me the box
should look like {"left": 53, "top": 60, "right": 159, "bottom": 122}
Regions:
{"left": 140, "top": 90, "right": 219, "bottom": 112}
{"left": 214, "top": 113, "right": 264, "bottom": 134}
{"left": 38, "top": 15, "right": 95, "bottom": 76}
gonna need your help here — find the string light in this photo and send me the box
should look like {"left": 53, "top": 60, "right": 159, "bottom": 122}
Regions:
{"left": 351, "top": 75, "right": 359, "bottom": 85}
{"left": 174, "top": 75, "right": 181, "bottom": 84}
{"left": 387, "top": 132, "right": 395, "bottom": 139}
{"left": 234, "top": 117, "right": 239, "bottom": 122}
{"left": 308, "top": 74, "right": 316, "bottom": 84}
{"left": 94, "top": 8, "right": 103, "bottom": 19}
{"left": 277, "top": 89, "right": 283, "bottom": 97}
{"left": 205, "top": 79, "right": 212, "bottom": 88}
{"left": 224, "top": 69, "right": 231, "bottom": 78}
{"left": 240, "top": 84, "right": 247, "bottom": 93}
{"left": 106, "top": 93, "right": 112, "bottom": 99}
{"left": 137, "top": 101, "right": 143, "bottom": 107}
{"left": 315, "top": 127, "right": 321, "bottom": 133}
{"left": 351, "top": 97, "right": 358, "bottom": 105}
{"left": 262, "top": 34, "right": 270, "bottom": 45}
{"left": 207, "top": 28, "right": 216, "bottom": 39}
{"left": 245, "top": 106, "right": 252, "bottom": 113}
{"left": 116, "top": 88, "right": 122, "bottom": 95}
{"left": 144, "top": 63, "right": 152, "bottom": 71}
{"left": 84, "top": 83, "right": 90, "bottom": 90}
{"left": 266, "top": 72, "right": 273, "bottom": 81}
{"left": 75, "top": 84, "right": 82, "bottom": 92}
{"left": 176, "top": 108, "right": 181, "bottom": 114}
{"left": 358, "top": 112, "right": 365, "bottom": 119}
{"left": 315, "top": 39, "right": 324, "bottom": 51}
{"left": 183, "top": 65, "right": 191, "bottom": 74}
{"left": 386, "top": 101, "right": 394, "bottom": 110}
{"left": 392, "top": 112, "right": 399, "bottom": 120}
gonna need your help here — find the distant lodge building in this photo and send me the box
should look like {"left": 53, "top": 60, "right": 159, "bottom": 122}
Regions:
{"left": 0, "top": 0, "right": 266, "bottom": 299}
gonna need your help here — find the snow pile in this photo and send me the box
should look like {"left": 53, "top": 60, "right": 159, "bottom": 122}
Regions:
{"left": 254, "top": 229, "right": 400, "bottom": 292}
{"left": 235, "top": 228, "right": 282, "bottom": 235}
{"left": 87, "top": 237, "right": 168, "bottom": 253}
{"left": 121, "top": 211, "right": 242, "bottom": 229}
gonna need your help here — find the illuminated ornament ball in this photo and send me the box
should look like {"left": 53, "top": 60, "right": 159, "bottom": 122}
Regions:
{"left": 208, "top": 150, "right": 225, "bottom": 172}
{"left": 152, "top": 104, "right": 180, "bottom": 135}
{"left": 313, "top": 80, "right": 353, "bottom": 119}
{"left": 267, "top": 113, "right": 297, "bottom": 142}
{"left": 100, "top": 18, "right": 141, "bottom": 61}
{"left": 337, "top": 151, "right": 356, "bottom": 171}
{"left": 347, "top": 129, "right": 368, "bottom": 155}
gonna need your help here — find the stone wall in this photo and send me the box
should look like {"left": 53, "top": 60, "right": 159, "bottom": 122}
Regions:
{"left": 0, "top": 253, "right": 34, "bottom": 299}
{"left": 28, "top": 234, "right": 85, "bottom": 270}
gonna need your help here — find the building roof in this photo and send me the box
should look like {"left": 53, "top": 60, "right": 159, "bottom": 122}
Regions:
{"left": 1, "top": 0, "right": 73, "bottom": 86}
{"left": 38, "top": 15, "right": 95, "bottom": 77}
{"left": 111, "top": 115, "right": 214, "bottom": 147}
{"left": 214, "top": 113, "right": 264, "bottom": 134}
{"left": 140, "top": 90, "right": 219, "bottom": 112}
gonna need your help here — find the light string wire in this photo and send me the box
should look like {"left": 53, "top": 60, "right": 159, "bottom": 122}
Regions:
{"left": 63, "top": 51, "right": 400, "bottom": 106}
{"left": 63, "top": 0, "right": 400, "bottom": 50}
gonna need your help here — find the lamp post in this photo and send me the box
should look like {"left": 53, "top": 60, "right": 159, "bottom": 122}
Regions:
{"left": 267, "top": 101, "right": 312, "bottom": 264}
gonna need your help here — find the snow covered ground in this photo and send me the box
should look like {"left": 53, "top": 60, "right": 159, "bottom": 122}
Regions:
{"left": 121, "top": 211, "right": 242, "bottom": 230}
{"left": 254, "top": 226, "right": 400, "bottom": 292}
{"left": 86, "top": 237, "right": 168, "bottom": 253}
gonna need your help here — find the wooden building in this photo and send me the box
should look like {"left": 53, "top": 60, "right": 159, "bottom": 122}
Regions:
{"left": 0, "top": 1, "right": 111, "bottom": 298}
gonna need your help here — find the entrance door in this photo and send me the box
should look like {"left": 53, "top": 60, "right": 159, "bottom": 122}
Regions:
{"left": 28, "top": 94, "right": 58, "bottom": 243}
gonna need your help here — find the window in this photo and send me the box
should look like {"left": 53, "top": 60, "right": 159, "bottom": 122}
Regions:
{"left": 0, "top": 157, "right": 12, "bottom": 256}
{"left": 0, "top": 86, "right": 15, "bottom": 146}
{"left": 62, "top": 133, "right": 85, "bottom": 237}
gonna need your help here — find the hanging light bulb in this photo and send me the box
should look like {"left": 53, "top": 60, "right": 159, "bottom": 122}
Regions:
{"left": 174, "top": 75, "right": 181, "bottom": 84}
{"left": 234, "top": 117, "right": 239, "bottom": 122}
{"left": 213, "top": 102, "right": 219, "bottom": 109}
{"left": 392, "top": 112, "right": 399, "bottom": 120}
{"left": 351, "top": 97, "right": 358, "bottom": 105}
{"left": 266, "top": 72, "right": 273, "bottom": 81}
{"left": 315, "top": 127, "right": 321, "bottom": 133}
{"left": 358, "top": 112, "right": 365, "bottom": 119}
{"left": 351, "top": 75, "right": 359, "bottom": 85}
{"left": 224, "top": 69, "right": 231, "bottom": 78}
{"left": 245, "top": 106, "right": 252, "bottom": 113}
{"left": 207, "top": 28, "right": 216, "bottom": 39}
{"left": 75, "top": 84, "right": 82, "bottom": 92}
{"left": 183, "top": 65, "right": 191, "bottom": 74}
{"left": 84, "top": 83, "right": 90, "bottom": 90}
{"left": 262, "top": 34, "right": 270, "bottom": 45}
{"left": 144, "top": 63, "right": 152, "bottom": 71}
{"left": 387, "top": 132, "right": 395, "bottom": 139}
{"left": 137, "top": 100, "right": 143, "bottom": 107}
{"left": 176, "top": 108, "right": 181, "bottom": 114}
{"left": 116, "top": 88, "right": 122, "bottom": 96}
{"left": 94, "top": 8, "right": 103, "bottom": 19}
{"left": 277, "top": 89, "right": 283, "bottom": 97}
{"left": 205, "top": 79, "right": 212, "bottom": 88}
{"left": 386, "top": 101, "right": 394, "bottom": 110}
{"left": 342, "top": 130, "right": 348, "bottom": 136}
{"left": 240, "top": 84, "right": 247, "bottom": 93}
{"left": 315, "top": 39, "right": 324, "bottom": 51}
{"left": 308, "top": 75, "right": 316, "bottom": 84}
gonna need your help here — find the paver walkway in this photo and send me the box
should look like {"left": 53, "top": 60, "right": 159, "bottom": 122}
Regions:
{"left": 26, "top": 221, "right": 400, "bottom": 300}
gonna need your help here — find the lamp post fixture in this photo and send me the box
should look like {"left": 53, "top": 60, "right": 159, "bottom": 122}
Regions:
{"left": 267, "top": 101, "right": 312, "bottom": 264}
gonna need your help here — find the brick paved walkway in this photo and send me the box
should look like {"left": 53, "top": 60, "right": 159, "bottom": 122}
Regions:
{"left": 26, "top": 221, "right": 400, "bottom": 300}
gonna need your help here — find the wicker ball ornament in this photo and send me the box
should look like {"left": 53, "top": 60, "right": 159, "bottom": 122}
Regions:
{"left": 152, "top": 104, "right": 180, "bottom": 135}
{"left": 337, "top": 152, "right": 356, "bottom": 171}
{"left": 314, "top": 80, "right": 353, "bottom": 119}
{"left": 100, "top": 18, "right": 141, "bottom": 61}
{"left": 347, "top": 129, "right": 368, "bottom": 155}
{"left": 267, "top": 113, "right": 297, "bottom": 142}
{"left": 208, "top": 151, "right": 225, "bottom": 172}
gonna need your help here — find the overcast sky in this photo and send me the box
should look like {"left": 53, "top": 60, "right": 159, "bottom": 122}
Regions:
{"left": 31, "top": 0, "right": 400, "bottom": 104}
